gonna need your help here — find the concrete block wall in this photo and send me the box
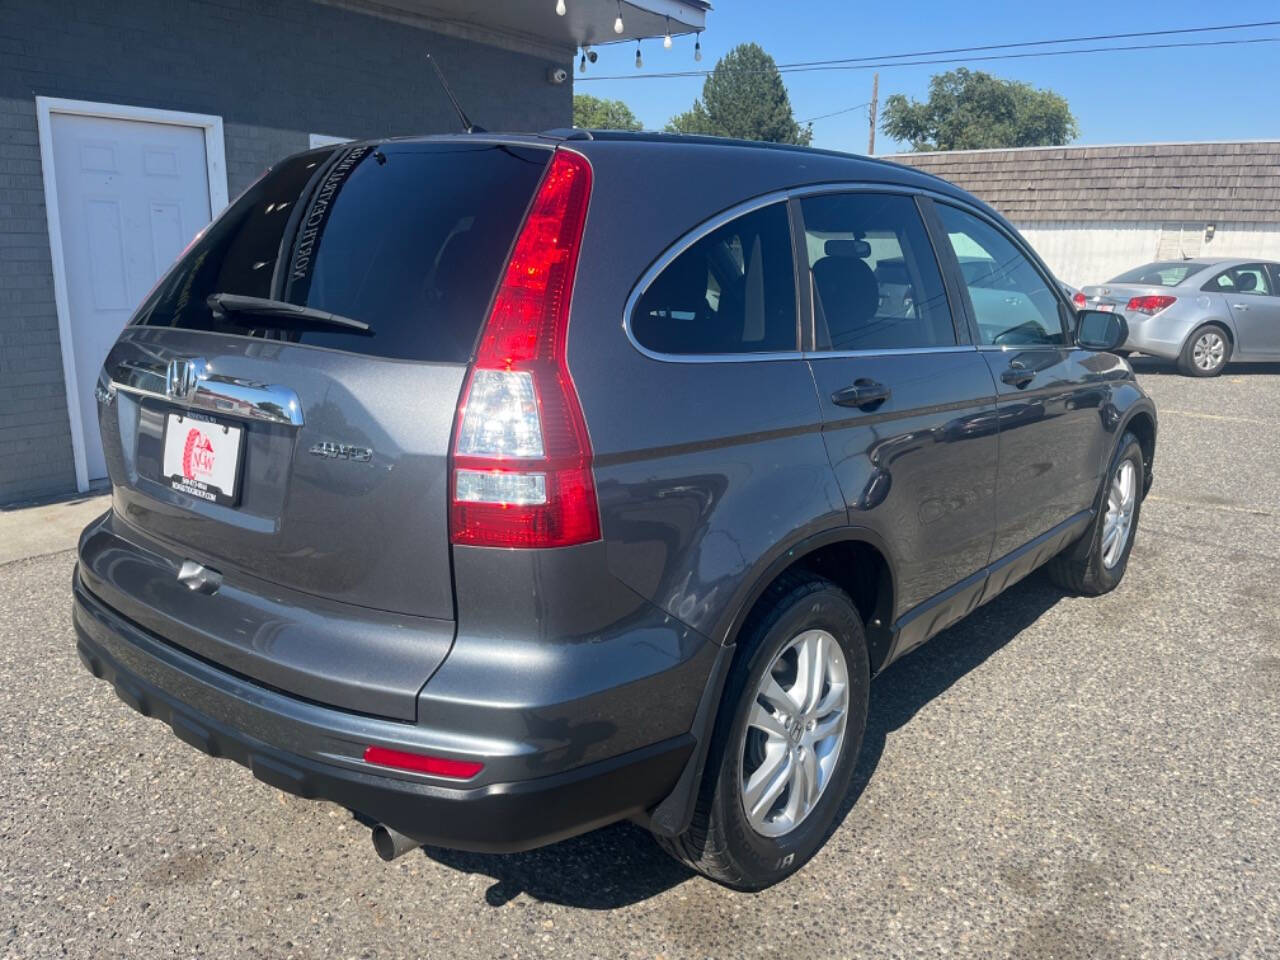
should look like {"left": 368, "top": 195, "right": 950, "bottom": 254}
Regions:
{"left": 0, "top": 0, "right": 571, "bottom": 503}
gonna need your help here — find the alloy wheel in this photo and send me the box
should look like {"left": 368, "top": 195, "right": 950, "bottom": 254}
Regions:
{"left": 739, "top": 629, "right": 849, "bottom": 837}
{"left": 1102, "top": 459, "right": 1137, "bottom": 569}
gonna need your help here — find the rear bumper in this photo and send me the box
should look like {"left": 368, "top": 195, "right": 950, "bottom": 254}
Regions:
{"left": 72, "top": 567, "right": 695, "bottom": 853}
{"left": 1122, "top": 314, "right": 1190, "bottom": 360}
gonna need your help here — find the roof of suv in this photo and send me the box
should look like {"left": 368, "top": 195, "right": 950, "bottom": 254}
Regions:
{"left": 310, "top": 129, "right": 1005, "bottom": 230}
{"left": 368, "top": 127, "right": 951, "bottom": 183}
{"left": 577, "top": 129, "right": 963, "bottom": 185}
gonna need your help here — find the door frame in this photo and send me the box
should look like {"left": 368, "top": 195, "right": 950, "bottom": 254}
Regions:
{"left": 35, "top": 96, "right": 230, "bottom": 492}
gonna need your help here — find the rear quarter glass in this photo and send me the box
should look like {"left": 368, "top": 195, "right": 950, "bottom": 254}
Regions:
{"left": 133, "top": 142, "right": 552, "bottom": 363}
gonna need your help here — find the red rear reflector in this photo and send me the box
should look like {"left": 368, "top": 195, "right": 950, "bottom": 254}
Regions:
{"left": 1072, "top": 292, "right": 1086, "bottom": 308}
{"left": 362, "top": 745, "right": 484, "bottom": 780}
{"left": 1126, "top": 295, "right": 1176, "bottom": 315}
{"left": 450, "top": 149, "right": 600, "bottom": 548}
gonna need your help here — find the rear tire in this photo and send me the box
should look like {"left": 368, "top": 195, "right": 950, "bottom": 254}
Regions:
{"left": 654, "top": 572, "right": 870, "bottom": 890}
{"left": 1177, "top": 323, "right": 1231, "bottom": 376}
{"left": 1046, "top": 432, "right": 1144, "bottom": 595}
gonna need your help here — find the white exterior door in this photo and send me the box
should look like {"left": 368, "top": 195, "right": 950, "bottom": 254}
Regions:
{"left": 48, "top": 113, "right": 213, "bottom": 481}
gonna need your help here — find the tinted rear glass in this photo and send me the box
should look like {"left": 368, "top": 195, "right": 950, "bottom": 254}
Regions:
{"left": 631, "top": 202, "right": 797, "bottom": 355}
{"left": 1109, "top": 261, "right": 1206, "bottom": 287}
{"left": 134, "top": 142, "right": 550, "bottom": 362}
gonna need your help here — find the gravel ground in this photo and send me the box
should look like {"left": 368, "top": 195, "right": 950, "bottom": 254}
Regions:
{"left": 3, "top": 357, "right": 1278, "bottom": 960}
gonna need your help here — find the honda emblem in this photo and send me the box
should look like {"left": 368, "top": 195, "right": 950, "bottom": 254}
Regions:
{"left": 165, "top": 358, "right": 201, "bottom": 400}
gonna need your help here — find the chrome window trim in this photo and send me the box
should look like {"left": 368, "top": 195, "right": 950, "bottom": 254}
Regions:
{"left": 804, "top": 345, "right": 976, "bottom": 359}
{"left": 974, "top": 344, "right": 1059, "bottom": 353}
{"left": 622, "top": 181, "right": 995, "bottom": 365}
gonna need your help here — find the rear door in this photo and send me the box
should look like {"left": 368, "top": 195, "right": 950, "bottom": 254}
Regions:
{"left": 1208, "top": 262, "right": 1280, "bottom": 356}
{"left": 798, "top": 190, "right": 998, "bottom": 620}
{"left": 99, "top": 140, "right": 553, "bottom": 621}
{"left": 930, "top": 201, "right": 1110, "bottom": 562}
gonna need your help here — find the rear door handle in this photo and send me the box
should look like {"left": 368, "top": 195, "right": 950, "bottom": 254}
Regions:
{"left": 1232, "top": 303, "right": 1250, "bottom": 311}
{"left": 1000, "top": 365, "right": 1036, "bottom": 388}
{"left": 832, "top": 379, "right": 891, "bottom": 410}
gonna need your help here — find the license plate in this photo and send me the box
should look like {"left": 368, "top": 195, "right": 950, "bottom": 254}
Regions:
{"left": 161, "top": 413, "right": 244, "bottom": 506}
{"left": 1097, "top": 303, "right": 1115, "bottom": 312}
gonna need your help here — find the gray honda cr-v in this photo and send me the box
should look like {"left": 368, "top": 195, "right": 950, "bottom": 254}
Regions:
{"left": 73, "top": 130, "right": 1156, "bottom": 890}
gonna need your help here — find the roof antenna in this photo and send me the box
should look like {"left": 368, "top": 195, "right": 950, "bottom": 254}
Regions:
{"left": 425, "top": 51, "right": 485, "bottom": 134}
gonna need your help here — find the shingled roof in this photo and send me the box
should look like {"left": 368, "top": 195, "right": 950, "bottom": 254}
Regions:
{"left": 887, "top": 141, "right": 1280, "bottom": 223}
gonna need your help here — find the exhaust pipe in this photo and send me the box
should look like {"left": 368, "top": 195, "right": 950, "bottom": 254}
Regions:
{"left": 371, "top": 824, "right": 423, "bottom": 862}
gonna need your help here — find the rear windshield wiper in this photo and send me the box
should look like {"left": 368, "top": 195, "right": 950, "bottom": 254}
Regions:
{"left": 206, "top": 293, "right": 371, "bottom": 334}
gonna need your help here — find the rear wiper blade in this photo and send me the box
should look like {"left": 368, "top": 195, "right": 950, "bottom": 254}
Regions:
{"left": 206, "top": 293, "right": 371, "bottom": 334}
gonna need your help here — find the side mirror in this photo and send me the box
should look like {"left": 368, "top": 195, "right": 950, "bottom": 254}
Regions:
{"left": 1075, "top": 309, "right": 1128, "bottom": 352}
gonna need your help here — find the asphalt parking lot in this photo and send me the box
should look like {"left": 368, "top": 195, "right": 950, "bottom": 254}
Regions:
{"left": 3, "top": 357, "right": 1278, "bottom": 960}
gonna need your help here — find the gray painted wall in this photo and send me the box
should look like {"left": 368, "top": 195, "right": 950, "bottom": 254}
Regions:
{"left": 0, "top": 0, "right": 571, "bottom": 503}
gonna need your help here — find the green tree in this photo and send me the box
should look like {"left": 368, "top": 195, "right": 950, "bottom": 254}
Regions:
{"left": 666, "top": 43, "right": 811, "bottom": 146}
{"left": 573, "top": 94, "right": 643, "bottom": 131}
{"left": 882, "top": 68, "right": 1077, "bottom": 151}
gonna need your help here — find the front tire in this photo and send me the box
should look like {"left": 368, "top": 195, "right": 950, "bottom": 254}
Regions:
{"left": 1177, "top": 324, "right": 1231, "bottom": 376}
{"left": 655, "top": 572, "right": 870, "bottom": 890}
{"left": 1046, "top": 432, "right": 1144, "bottom": 595}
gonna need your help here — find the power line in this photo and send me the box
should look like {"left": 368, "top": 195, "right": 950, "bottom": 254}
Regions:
{"left": 782, "top": 34, "right": 1280, "bottom": 76}
{"left": 578, "top": 33, "right": 1280, "bottom": 81}
{"left": 800, "top": 102, "right": 869, "bottom": 124}
{"left": 770, "top": 17, "right": 1280, "bottom": 70}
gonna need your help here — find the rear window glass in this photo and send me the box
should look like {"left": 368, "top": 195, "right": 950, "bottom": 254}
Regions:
{"left": 631, "top": 202, "right": 797, "bottom": 355}
{"left": 134, "top": 142, "right": 550, "bottom": 363}
{"left": 1109, "top": 261, "right": 1206, "bottom": 287}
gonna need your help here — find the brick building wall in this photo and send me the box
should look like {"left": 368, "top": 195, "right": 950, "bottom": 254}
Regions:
{"left": 0, "top": 0, "right": 571, "bottom": 502}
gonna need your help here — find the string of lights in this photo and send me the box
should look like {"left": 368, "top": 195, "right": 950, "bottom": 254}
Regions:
{"left": 576, "top": 20, "right": 1280, "bottom": 80}
{"left": 573, "top": 0, "right": 703, "bottom": 73}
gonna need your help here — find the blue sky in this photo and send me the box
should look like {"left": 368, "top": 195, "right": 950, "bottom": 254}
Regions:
{"left": 574, "top": 1, "right": 1280, "bottom": 154}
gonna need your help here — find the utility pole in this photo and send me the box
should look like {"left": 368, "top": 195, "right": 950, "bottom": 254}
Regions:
{"left": 867, "top": 72, "right": 879, "bottom": 155}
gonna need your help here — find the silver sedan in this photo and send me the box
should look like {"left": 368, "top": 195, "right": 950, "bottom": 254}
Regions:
{"left": 1075, "top": 258, "right": 1280, "bottom": 376}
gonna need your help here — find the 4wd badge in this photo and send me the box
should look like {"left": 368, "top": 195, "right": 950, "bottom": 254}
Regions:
{"left": 308, "top": 441, "right": 373, "bottom": 463}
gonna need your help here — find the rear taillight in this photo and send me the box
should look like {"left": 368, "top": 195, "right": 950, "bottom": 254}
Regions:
{"left": 1126, "top": 295, "right": 1176, "bottom": 315}
{"left": 449, "top": 150, "right": 600, "bottom": 549}
{"left": 1072, "top": 292, "right": 1087, "bottom": 308}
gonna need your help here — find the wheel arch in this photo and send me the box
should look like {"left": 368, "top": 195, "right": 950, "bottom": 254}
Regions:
{"left": 1117, "top": 403, "right": 1157, "bottom": 497}
{"left": 1182, "top": 316, "right": 1236, "bottom": 352}
{"left": 715, "top": 526, "right": 898, "bottom": 675}
{"left": 647, "top": 526, "right": 897, "bottom": 838}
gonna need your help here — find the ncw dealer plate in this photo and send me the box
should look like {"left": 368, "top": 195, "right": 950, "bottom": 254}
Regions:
{"left": 160, "top": 413, "right": 244, "bottom": 506}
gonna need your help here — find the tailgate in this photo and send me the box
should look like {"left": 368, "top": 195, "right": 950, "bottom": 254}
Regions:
{"left": 100, "top": 327, "right": 463, "bottom": 620}
{"left": 85, "top": 138, "right": 553, "bottom": 715}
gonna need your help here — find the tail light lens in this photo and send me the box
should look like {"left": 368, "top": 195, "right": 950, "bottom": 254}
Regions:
{"left": 449, "top": 149, "right": 600, "bottom": 548}
{"left": 1126, "top": 295, "right": 1176, "bottom": 315}
{"left": 363, "top": 745, "right": 483, "bottom": 780}
{"left": 1072, "top": 292, "right": 1087, "bottom": 308}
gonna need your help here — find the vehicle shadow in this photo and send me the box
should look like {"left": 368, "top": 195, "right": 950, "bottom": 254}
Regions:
{"left": 836, "top": 572, "right": 1065, "bottom": 823}
{"left": 1129, "top": 356, "right": 1280, "bottom": 377}
{"left": 420, "top": 572, "right": 1066, "bottom": 909}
